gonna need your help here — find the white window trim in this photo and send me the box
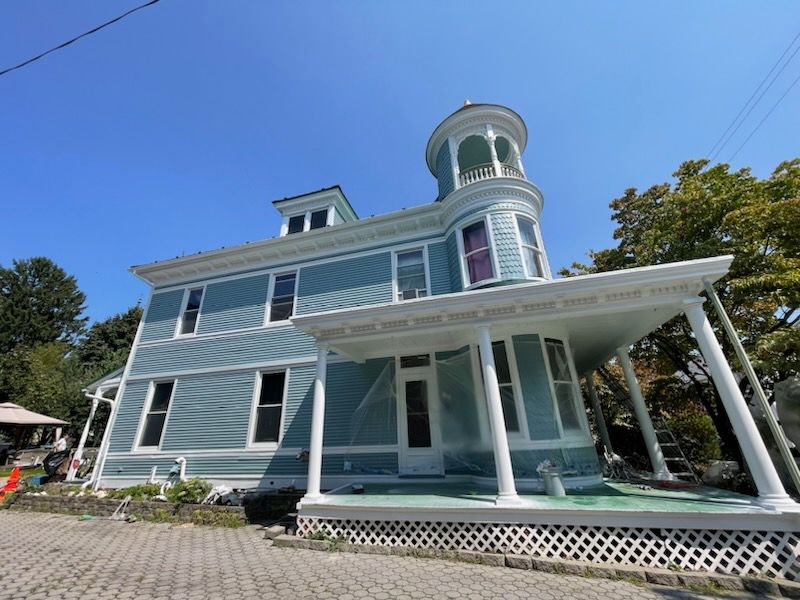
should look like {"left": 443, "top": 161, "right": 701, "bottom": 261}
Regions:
{"left": 540, "top": 336, "right": 588, "bottom": 441}
{"left": 472, "top": 338, "right": 529, "bottom": 441}
{"left": 174, "top": 286, "right": 206, "bottom": 338}
{"left": 281, "top": 209, "right": 331, "bottom": 237}
{"left": 263, "top": 270, "right": 298, "bottom": 325}
{"left": 133, "top": 378, "right": 178, "bottom": 451}
{"left": 247, "top": 368, "right": 290, "bottom": 449}
{"left": 512, "top": 214, "right": 547, "bottom": 280}
{"left": 456, "top": 216, "right": 501, "bottom": 290}
{"left": 391, "top": 245, "right": 431, "bottom": 303}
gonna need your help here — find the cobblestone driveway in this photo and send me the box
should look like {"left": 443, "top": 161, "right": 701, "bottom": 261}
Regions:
{"left": 2, "top": 512, "right": 746, "bottom": 599}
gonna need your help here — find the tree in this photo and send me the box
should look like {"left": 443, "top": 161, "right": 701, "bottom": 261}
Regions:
{"left": 0, "top": 257, "right": 88, "bottom": 353}
{"left": 563, "top": 158, "right": 800, "bottom": 468}
{"left": 74, "top": 305, "right": 143, "bottom": 380}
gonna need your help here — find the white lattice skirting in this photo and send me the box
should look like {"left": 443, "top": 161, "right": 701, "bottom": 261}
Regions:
{"left": 297, "top": 517, "right": 800, "bottom": 581}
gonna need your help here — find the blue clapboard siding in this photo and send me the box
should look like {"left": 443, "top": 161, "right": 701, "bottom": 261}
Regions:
{"left": 130, "top": 326, "right": 316, "bottom": 376}
{"left": 427, "top": 241, "right": 452, "bottom": 295}
{"left": 161, "top": 371, "right": 255, "bottom": 450}
{"left": 323, "top": 358, "right": 396, "bottom": 446}
{"left": 280, "top": 365, "right": 316, "bottom": 448}
{"left": 490, "top": 212, "right": 525, "bottom": 280}
{"left": 436, "top": 142, "right": 454, "bottom": 200}
{"left": 103, "top": 452, "right": 398, "bottom": 479}
{"left": 445, "top": 232, "right": 463, "bottom": 293}
{"left": 296, "top": 253, "right": 392, "bottom": 314}
{"left": 196, "top": 275, "right": 268, "bottom": 335}
{"left": 512, "top": 334, "right": 559, "bottom": 439}
{"left": 108, "top": 380, "right": 150, "bottom": 452}
{"left": 140, "top": 290, "right": 183, "bottom": 342}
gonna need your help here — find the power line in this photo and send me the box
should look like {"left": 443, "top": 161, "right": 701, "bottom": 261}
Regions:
{"left": 707, "top": 29, "right": 800, "bottom": 161}
{"left": 727, "top": 68, "right": 800, "bottom": 162}
{"left": 0, "top": 0, "right": 162, "bottom": 77}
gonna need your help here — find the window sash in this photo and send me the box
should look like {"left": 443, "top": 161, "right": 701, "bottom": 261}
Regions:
{"left": 309, "top": 210, "right": 328, "bottom": 230}
{"left": 517, "top": 217, "right": 542, "bottom": 278}
{"left": 462, "top": 221, "right": 494, "bottom": 284}
{"left": 478, "top": 341, "right": 521, "bottom": 433}
{"left": 270, "top": 273, "right": 296, "bottom": 322}
{"left": 179, "top": 288, "right": 203, "bottom": 335}
{"left": 544, "top": 339, "right": 584, "bottom": 435}
{"left": 287, "top": 215, "right": 304, "bottom": 234}
{"left": 253, "top": 372, "right": 286, "bottom": 444}
{"left": 139, "top": 382, "right": 173, "bottom": 447}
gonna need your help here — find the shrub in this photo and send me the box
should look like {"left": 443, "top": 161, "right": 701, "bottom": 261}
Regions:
{"left": 190, "top": 509, "right": 243, "bottom": 528}
{"left": 165, "top": 478, "right": 212, "bottom": 505}
{"left": 107, "top": 483, "right": 162, "bottom": 501}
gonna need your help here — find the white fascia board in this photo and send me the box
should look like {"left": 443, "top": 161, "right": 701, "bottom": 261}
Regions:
{"left": 130, "top": 202, "right": 442, "bottom": 286}
{"left": 291, "top": 255, "right": 734, "bottom": 335}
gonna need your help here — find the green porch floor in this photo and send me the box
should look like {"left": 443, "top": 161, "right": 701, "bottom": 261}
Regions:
{"left": 325, "top": 481, "right": 768, "bottom": 513}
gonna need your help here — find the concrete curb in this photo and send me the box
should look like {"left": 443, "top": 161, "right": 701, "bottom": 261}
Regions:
{"left": 272, "top": 534, "right": 800, "bottom": 598}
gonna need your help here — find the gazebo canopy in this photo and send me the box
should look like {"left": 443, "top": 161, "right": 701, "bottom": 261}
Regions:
{"left": 0, "top": 403, "right": 68, "bottom": 426}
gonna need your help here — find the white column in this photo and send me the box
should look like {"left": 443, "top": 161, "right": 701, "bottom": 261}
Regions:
{"left": 303, "top": 342, "right": 329, "bottom": 502}
{"left": 476, "top": 324, "right": 521, "bottom": 505}
{"left": 487, "top": 135, "right": 503, "bottom": 177}
{"left": 683, "top": 299, "right": 793, "bottom": 506}
{"left": 66, "top": 396, "right": 99, "bottom": 482}
{"left": 584, "top": 373, "right": 614, "bottom": 455}
{"left": 617, "top": 346, "right": 672, "bottom": 480}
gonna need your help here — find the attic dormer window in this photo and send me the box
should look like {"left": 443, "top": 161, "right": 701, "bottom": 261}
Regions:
{"left": 287, "top": 215, "right": 305, "bottom": 234}
{"left": 310, "top": 209, "right": 328, "bottom": 230}
{"left": 284, "top": 208, "right": 330, "bottom": 235}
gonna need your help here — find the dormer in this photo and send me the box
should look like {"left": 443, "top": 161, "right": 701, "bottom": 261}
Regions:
{"left": 273, "top": 185, "right": 358, "bottom": 237}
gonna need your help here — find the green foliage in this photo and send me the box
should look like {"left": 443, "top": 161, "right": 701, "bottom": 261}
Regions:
{"left": 165, "top": 478, "right": 212, "bottom": 505}
{"left": 107, "top": 483, "right": 162, "bottom": 501}
{"left": 565, "top": 158, "right": 800, "bottom": 469}
{"left": 0, "top": 257, "right": 88, "bottom": 353}
{"left": 147, "top": 508, "right": 178, "bottom": 523}
{"left": 190, "top": 509, "right": 244, "bottom": 528}
{"left": 75, "top": 305, "right": 143, "bottom": 380}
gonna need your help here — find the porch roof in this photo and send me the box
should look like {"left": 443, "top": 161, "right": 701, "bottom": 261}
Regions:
{"left": 291, "top": 255, "right": 733, "bottom": 371}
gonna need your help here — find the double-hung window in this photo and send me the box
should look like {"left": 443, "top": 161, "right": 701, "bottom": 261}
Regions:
{"left": 478, "top": 341, "right": 521, "bottom": 433}
{"left": 252, "top": 371, "right": 286, "bottom": 444}
{"left": 178, "top": 288, "right": 203, "bottom": 335}
{"left": 516, "top": 216, "right": 544, "bottom": 278}
{"left": 461, "top": 220, "right": 494, "bottom": 285}
{"left": 139, "top": 381, "right": 175, "bottom": 448}
{"left": 269, "top": 272, "right": 296, "bottom": 322}
{"left": 395, "top": 249, "right": 428, "bottom": 300}
{"left": 545, "top": 339, "right": 584, "bottom": 435}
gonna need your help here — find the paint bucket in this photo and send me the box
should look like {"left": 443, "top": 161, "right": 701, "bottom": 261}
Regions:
{"left": 542, "top": 467, "right": 566, "bottom": 497}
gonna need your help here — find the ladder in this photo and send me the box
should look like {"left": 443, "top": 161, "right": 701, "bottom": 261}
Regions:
{"left": 598, "top": 367, "right": 699, "bottom": 483}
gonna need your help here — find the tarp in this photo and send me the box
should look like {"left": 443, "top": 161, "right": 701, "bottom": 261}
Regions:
{"left": 0, "top": 403, "right": 68, "bottom": 426}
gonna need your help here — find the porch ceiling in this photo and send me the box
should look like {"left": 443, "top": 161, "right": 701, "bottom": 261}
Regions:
{"left": 291, "top": 256, "right": 733, "bottom": 372}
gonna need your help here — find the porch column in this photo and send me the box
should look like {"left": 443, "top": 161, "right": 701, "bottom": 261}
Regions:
{"left": 682, "top": 298, "right": 793, "bottom": 506}
{"left": 616, "top": 346, "right": 672, "bottom": 480}
{"left": 584, "top": 373, "right": 614, "bottom": 455}
{"left": 304, "top": 342, "right": 329, "bottom": 502}
{"left": 476, "top": 324, "right": 520, "bottom": 505}
{"left": 66, "top": 396, "right": 100, "bottom": 482}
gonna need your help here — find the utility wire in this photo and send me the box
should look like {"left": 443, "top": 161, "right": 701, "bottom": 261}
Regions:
{"left": 707, "top": 29, "right": 800, "bottom": 161}
{"left": 727, "top": 69, "right": 800, "bottom": 162}
{"left": 0, "top": 0, "right": 161, "bottom": 77}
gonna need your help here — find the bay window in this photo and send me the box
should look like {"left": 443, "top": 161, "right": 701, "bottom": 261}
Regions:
{"left": 461, "top": 220, "right": 494, "bottom": 285}
{"left": 545, "top": 338, "right": 584, "bottom": 435}
{"left": 516, "top": 216, "right": 544, "bottom": 278}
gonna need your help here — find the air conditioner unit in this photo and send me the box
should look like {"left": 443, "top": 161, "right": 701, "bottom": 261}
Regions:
{"left": 401, "top": 289, "right": 423, "bottom": 300}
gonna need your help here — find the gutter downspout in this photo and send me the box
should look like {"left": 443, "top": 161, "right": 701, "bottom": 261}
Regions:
{"left": 703, "top": 279, "right": 800, "bottom": 496}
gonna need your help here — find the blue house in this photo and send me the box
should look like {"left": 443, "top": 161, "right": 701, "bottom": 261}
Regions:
{"left": 90, "top": 103, "right": 799, "bottom": 579}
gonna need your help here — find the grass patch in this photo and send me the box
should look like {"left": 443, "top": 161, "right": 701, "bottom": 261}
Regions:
{"left": 190, "top": 509, "right": 244, "bottom": 528}
{"left": 0, "top": 466, "right": 45, "bottom": 478}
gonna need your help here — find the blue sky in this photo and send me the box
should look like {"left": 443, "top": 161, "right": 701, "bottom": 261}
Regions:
{"left": 2, "top": 1, "right": 799, "bottom": 323}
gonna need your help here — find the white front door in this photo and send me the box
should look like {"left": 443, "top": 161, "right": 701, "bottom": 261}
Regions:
{"left": 397, "top": 371, "right": 443, "bottom": 476}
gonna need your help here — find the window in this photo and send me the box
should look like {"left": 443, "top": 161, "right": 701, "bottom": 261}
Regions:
{"left": 400, "top": 354, "right": 430, "bottom": 368}
{"left": 309, "top": 209, "right": 328, "bottom": 230}
{"left": 404, "top": 380, "right": 432, "bottom": 448}
{"left": 139, "top": 381, "right": 174, "bottom": 448}
{"left": 269, "top": 272, "right": 296, "bottom": 322}
{"left": 477, "top": 341, "right": 521, "bottom": 433}
{"left": 517, "top": 216, "right": 543, "bottom": 278}
{"left": 461, "top": 220, "right": 494, "bottom": 285}
{"left": 287, "top": 215, "right": 305, "bottom": 234}
{"left": 545, "top": 339, "right": 583, "bottom": 435}
{"left": 395, "top": 249, "right": 428, "bottom": 300}
{"left": 253, "top": 372, "right": 286, "bottom": 443}
{"left": 179, "top": 288, "right": 203, "bottom": 335}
